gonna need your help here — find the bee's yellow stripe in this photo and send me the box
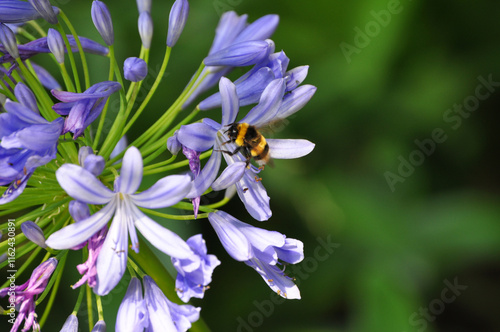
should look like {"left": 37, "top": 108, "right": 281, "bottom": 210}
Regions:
{"left": 252, "top": 136, "right": 267, "bottom": 156}
{"left": 235, "top": 123, "right": 248, "bottom": 146}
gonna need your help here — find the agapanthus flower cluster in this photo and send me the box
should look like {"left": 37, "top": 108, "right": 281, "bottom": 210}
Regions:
{"left": 0, "top": 1, "right": 316, "bottom": 331}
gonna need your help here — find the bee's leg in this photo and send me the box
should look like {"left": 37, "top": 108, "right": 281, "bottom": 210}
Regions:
{"left": 215, "top": 146, "right": 243, "bottom": 155}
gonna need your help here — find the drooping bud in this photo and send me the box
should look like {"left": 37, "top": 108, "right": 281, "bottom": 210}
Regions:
{"left": 91, "top": 320, "right": 106, "bottom": 332}
{"left": 59, "top": 314, "right": 78, "bottom": 332}
{"left": 138, "top": 11, "right": 153, "bottom": 49}
{"left": 32, "top": 62, "right": 62, "bottom": 90}
{"left": 14, "top": 82, "right": 39, "bottom": 113}
{"left": 91, "top": 0, "right": 114, "bottom": 46}
{"left": 136, "top": 0, "right": 151, "bottom": 13}
{"left": 166, "top": 0, "right": 189, "bottom": 47}
{"left": 28, "top": 0, "right": 58, "bottom": 24}
{"left": 0, "top": 23, "right": 19, "bottom": 59}
{"left": 167, "top": 130, "right": 182, "bottom": 155}
{"left": 47, "top": 28, "right": 65, "bottom": 64}
{"left": 21, "top": 221, "right": 47, "bottom": 248}
{"left": 124, "top": 57, "right": 148, "bottom": 82}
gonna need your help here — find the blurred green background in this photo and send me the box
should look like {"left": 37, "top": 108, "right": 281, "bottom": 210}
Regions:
{"left": 21, "top": 0, "right": 500, "bottom": 331}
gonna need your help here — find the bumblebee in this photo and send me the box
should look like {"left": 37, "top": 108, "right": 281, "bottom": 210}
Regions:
{"left": 223, "top": 122, "right": 272, "bottom": 167}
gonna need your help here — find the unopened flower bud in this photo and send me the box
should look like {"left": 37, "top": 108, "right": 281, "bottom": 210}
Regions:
{"left": 14, "top": 82, "right": 38, "bottom": 113}
{"left": 47, "top": 28, "right": 65, "bottom": 64}
{"left": 124, "top": 57, "right": 147, "bottom": 82}
{"left": 0, "top": 23, "right": 19, "bottom": 59}
{"left": 91, "top": 0, "right": 114, "bottom": 46}
{"left": 59, "top": 314, "right": 78, "bottom": 332}
{"left": 21, "top": 221, "right": 47, "bottom": 248}
{"left": 167, "top": 130, "right": 182, "bottom": 155}
{"left": 167, "top": 0, "right": 189, "bottom": 47}
{"left": 136, "top": 0, "right": 151, "bottom": 13}
{"left": 28, "top": 0, "right": 58, "bottom": 24}
{"left": 91, "top": 320, "right": 106, "bottom": 332}
{"left": 138, "top": 11, "right": 153, "bottom": 49}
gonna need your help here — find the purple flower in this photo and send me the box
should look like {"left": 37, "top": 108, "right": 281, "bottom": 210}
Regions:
{"left": 138, "top": 11, "right": 153, "bottom": 49}
{"left": 47, "top": 28, "right": 65, "bottom": 63}
{"left": 32, "top": 62, "right": 61, "bottom": 90}
{"left": 91, "top": 0, "right": 114, "bottom": 46}
{"left": 116, "top": 277, "right": 148, "bottom": 332}
{"left": 182, "top": 12, "right": 279, "bottom": 108}
{"left": 209, "top": 211, "right": 303, "bottom": 299}
{"left": 28, "top": 0, "right": 58, "bottom": 24}
{"left": 0, "top": 0, "right": 58, "bottom": 24}
{"left": 14, "top": 81, "right": 37, "bottom": 112}
{"left": 124, "top": 57, "right": 148, "bottom": 82}
{"left": 136, "top": 0, "right": 151, "bottom": 14}
{"left": 91, "top": 320, "right": 106, "bottom": 332}
{"left": 78, "top": 146, "right": 105, "bottom": 177}
{"left": 0, "top": 85, "right": 64, "bottom": 204}
{"left": 21, "top": 221, "right": 47, "bottom": 248}
{"left": 0, "top": 34, "right": 109, "bottom": 64}
{"left": 71, "top": 217, "right": 107, "bottom": 288}
{"left": 172, "top": 234, "right": 221, "bottom": 302}
{"left": 177, "top": 77, "right": 314, "bottom": 221}
{"left": 167, "top": 0, "right": 189, "bottom": 48}
{"left": 204, "top": 40, "right": 272, "bottom": 67}
{"left": 45, "top": 147, "right": 196, "bottom": 295}
{"left": 0, "top": 257, "right": 58, "bottom": 332}
{"left": 51, "top": 81, "right": 121, "bottom": 138}
{"left": 116, "top": 276, "right": 201, "bottom": 332}
{"left": 0, "top": 23, "right": 19, "bottom": 58}
{"left": 199, "top": 50, "right": 311, "bottom": 110}
{"left": 143, "top": 276, "right": 200, "bottom": 331}
{"left": 60, "top": 314, "right": 79, "bottom": 332}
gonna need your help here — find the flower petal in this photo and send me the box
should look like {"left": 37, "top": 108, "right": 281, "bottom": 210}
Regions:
{"left": 95, "top": 203, "right": 129, "bottom": 296}
{"left": 186, "top": 151, "right": 221, "bottom": 199}
{"left": 208, "top": 211, "right": 252, "bottom": 261}
{"left": 143, "top": 276, "right": 177, "bottom": 331}
{"left": 211, "top": 161, "right": 246, "bottom": 191}
{"left": 131, "top": 174, "right": 191, "bottom": 209}
{"left": 45, "top": 198, "right": 116, "bottom": 249}
{"left": 241, "top": 78, "right": 285, "bottom": 127}
{"left": 236, "top": 170, "right": 271, "bottom": 221}
{"left": 133, "top": 207, "right": 193, "bottom": 259}
{"left": 56, "top": 164, "right": 114, "bottom": 204}
{"left": 267, "top": 139, "right": 315, "bottom": 159}
{"left": 219, "top": 77, "right": 239, "bottom": 126}
{"left": 276, "top": 84, "right": 317, "bottom": 119}
{"left": 177, "top": 122, "right": 218, "bottom": 152}
{"left": 246, "top": 259, "right": 301, "bottom": 299}
{"left": 119, "top": 147, "right": 143, "bottom": 194}
{"left": 115, "top": 277, "right": 149, "bottom": 332}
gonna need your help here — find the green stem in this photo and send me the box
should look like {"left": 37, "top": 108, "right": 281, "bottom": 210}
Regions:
{"left": 56, "top": 21, "right": 81, "bottom": 93}
{"left": 59, "top": 62, "right": 76, "bottom": 92}
{"left": 142, "top": 150, "right": 212, "bottom": 176}
{"left": 86, "top": 285, "right": 94, "bottom": 332}
{"left": 139, "top": 207, "right": 210, "bottom": 220}
{"left": 122, "top": 47, "right": 171, "bottom": 137}
{"left": 59, "top": 10, "right": 91, "bottom": 90}
{"left": 73, "top": 285, "right": 86, "bottom": 314}
{"left": 96, "top": 294, "right": 104, "bottom": 321}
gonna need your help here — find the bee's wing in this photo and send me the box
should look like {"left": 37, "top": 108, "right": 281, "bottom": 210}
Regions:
{"left": 257, "top": 118, "right": 290, "bottom": 137}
